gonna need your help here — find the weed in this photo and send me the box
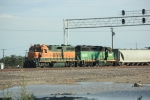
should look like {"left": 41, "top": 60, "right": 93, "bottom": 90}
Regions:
{"left": 2, "top": 69, "right": 35, "bottom": 100}
{"left": 18, "top": 69, "right": 35, "bottom": 100}
{"left": 2, "top": 82, "right": 12, "bottom": 100}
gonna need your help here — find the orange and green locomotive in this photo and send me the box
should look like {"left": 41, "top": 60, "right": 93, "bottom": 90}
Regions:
{"left": 23, "top": 44, "right": 116, "bottom": 68}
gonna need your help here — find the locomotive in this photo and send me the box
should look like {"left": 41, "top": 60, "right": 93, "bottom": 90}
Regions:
{"left": 23, "top": 44, "right": 150, "bottom": 68}
{"left": 23, "top": 44, "right": 115, "bottom": 68}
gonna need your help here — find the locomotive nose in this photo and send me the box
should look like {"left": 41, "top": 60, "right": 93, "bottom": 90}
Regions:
{"left": 28, "top": 52, "right": 39, "bottom": 58}
{"left": 33, "top": 52, "right": 39, "bottom": 58}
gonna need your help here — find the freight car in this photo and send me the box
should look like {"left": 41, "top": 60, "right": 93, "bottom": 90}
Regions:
{"left": 113, "top": 49, "right": 150, "bottom": 66}
{"left": 23, "top": 44, "right": 116, "bottom": 68}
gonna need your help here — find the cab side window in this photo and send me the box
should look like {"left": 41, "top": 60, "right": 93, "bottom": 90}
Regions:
{"left": 44, "top": 49, "right": 47, "bottom": 53}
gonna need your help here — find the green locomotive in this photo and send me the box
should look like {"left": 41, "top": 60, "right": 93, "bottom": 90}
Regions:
{"left": 75, "top": 45, "right": 116, "bottom": 67}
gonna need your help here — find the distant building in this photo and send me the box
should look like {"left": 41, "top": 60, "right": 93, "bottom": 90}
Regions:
{"left": 0, "top": 63, "right": 4, "bottom": 69}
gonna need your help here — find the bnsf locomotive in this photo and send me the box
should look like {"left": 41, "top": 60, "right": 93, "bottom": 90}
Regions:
{"left": 23, "top": 44, "right": 150, "bottom": 68}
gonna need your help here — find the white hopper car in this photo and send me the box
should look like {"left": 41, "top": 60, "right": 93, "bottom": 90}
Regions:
{"left": 113, "top": 49, "right": 150, "bottom": 66}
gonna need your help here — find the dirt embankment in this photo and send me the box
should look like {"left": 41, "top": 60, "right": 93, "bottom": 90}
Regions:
{"left": 0, "top": 66, "right": 150, "bottom": 90}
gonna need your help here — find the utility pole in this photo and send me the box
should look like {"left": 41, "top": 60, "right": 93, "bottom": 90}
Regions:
{"left": 111, "top": 28, "right": 115, "bottom": 49}
{"left": 1, "top": 49, "right": 6, "bottom": 63}
{"left": 25, "top": 50, "right": 28, "bottom": 57}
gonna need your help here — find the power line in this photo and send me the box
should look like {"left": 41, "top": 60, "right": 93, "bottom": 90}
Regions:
{"left": 6, "top": 45, "right": 29, "bottom": 50}
{"left": 0, "top": 29, "right": 150, "bottom": 32}
{"left": 1, "top": 4, "right": 150, "bottom": 7}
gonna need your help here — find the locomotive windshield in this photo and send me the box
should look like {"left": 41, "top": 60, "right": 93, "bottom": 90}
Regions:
{"left": 29, "top": 46, "right": 41, "bottom": 52}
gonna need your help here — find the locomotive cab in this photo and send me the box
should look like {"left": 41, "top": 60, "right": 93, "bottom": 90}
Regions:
{"left": 24, "top": 44, "right": 50, "bottom": 68}
{"left": 105, "top": 47, "right": 116, "bottom": 66}
{"left": 28, "top": 44, "right": 50, "bottom": 59}
{"left": 28, "top": 44, "right": 42, "bottom": 59}
{"left": 40, "top": 45, "right": 49, "bottom": 58}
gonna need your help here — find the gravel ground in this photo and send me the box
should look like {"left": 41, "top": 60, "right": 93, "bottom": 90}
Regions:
{"left": 0, "top": 66, "right": 150, "bottom": 90}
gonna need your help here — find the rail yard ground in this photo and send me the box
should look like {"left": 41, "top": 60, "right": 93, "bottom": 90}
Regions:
{"left": 0, "top": 66, "right": 150, "bottom": 90}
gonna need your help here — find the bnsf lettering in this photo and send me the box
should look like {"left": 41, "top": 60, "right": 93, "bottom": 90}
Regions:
{"left": 53, "top": 53, "right": 62, "bottom": 57}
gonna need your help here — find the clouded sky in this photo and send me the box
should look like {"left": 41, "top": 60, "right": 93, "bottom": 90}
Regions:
{"left": 0, "top": 0, "right": 150, "bottom": 58}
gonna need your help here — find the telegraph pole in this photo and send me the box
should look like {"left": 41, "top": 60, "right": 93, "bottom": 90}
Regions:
{"left": 25, "top": 50, "right": 28, "bottom": 57}
{"left": 1, "top": 49, "right": 6, "bottom": 63}
{"left": 111, "top": 28, "right": 115, "bottom": 49}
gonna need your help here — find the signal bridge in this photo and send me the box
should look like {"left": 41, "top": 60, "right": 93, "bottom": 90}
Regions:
{"left": 63, "top": 9, "right": 150, "bottom": 45}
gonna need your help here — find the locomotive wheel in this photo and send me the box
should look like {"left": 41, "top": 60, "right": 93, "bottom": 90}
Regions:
{"left": 65, "top": 62, "right": 69, "bottom": 67}
{"left": 95, "top": 62, "right": 100, "bottom": 67}
{"left": 23, "top": 62, "right": 27, "bottom": 68}
{"left": 71, "top": 62, "right": 75, "bottom": 67}
{"left": 75, "top": 62, "right": 79, "bottom": 67}
{"left": 49, "top": 63, "right": 54, "bottom": 68}
{"left": 93, "top": 62, "right": 96, "bottom": 67}
{"left": 113, "top": 62, "right": 117, "bottom": 66}
{"left": 119, "top": 62, "right": 123, "bottom": 66}
{"left": 99, "top": 63, "right": 104, "bottom": 67}
{"left": 32, "top": 62, "right": 36, "bottom": 68}
{"left": 88, "top": 62, "right": 92, "bottom": 67}
{"left": 87, "top": 63, "right": 91, "bottom": 67}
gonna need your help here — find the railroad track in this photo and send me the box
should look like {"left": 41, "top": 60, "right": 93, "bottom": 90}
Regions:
{"left": 0, "top": 66, "right": 150, "bottom": 72}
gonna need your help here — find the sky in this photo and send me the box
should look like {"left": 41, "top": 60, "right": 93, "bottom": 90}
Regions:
{"left": 0, "top": 0, "right": 150, "bottom": 58}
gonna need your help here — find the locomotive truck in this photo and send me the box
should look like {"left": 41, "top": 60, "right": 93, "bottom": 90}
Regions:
{"left": 23, "top": 44, "right": 115, "bottom": 68}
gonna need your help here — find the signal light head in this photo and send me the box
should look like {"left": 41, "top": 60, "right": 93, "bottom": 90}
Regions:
{"left": 142, "top": 18, "right": 146, "bottom": 23}
{"left": 122, "top": 10, "right": 125, "bottom": 16}
{"left": 142, "top": 9, "right": 145, "bottom": 14}
{"left": 122, "top": 19, "right": 125, "bottom": 24}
